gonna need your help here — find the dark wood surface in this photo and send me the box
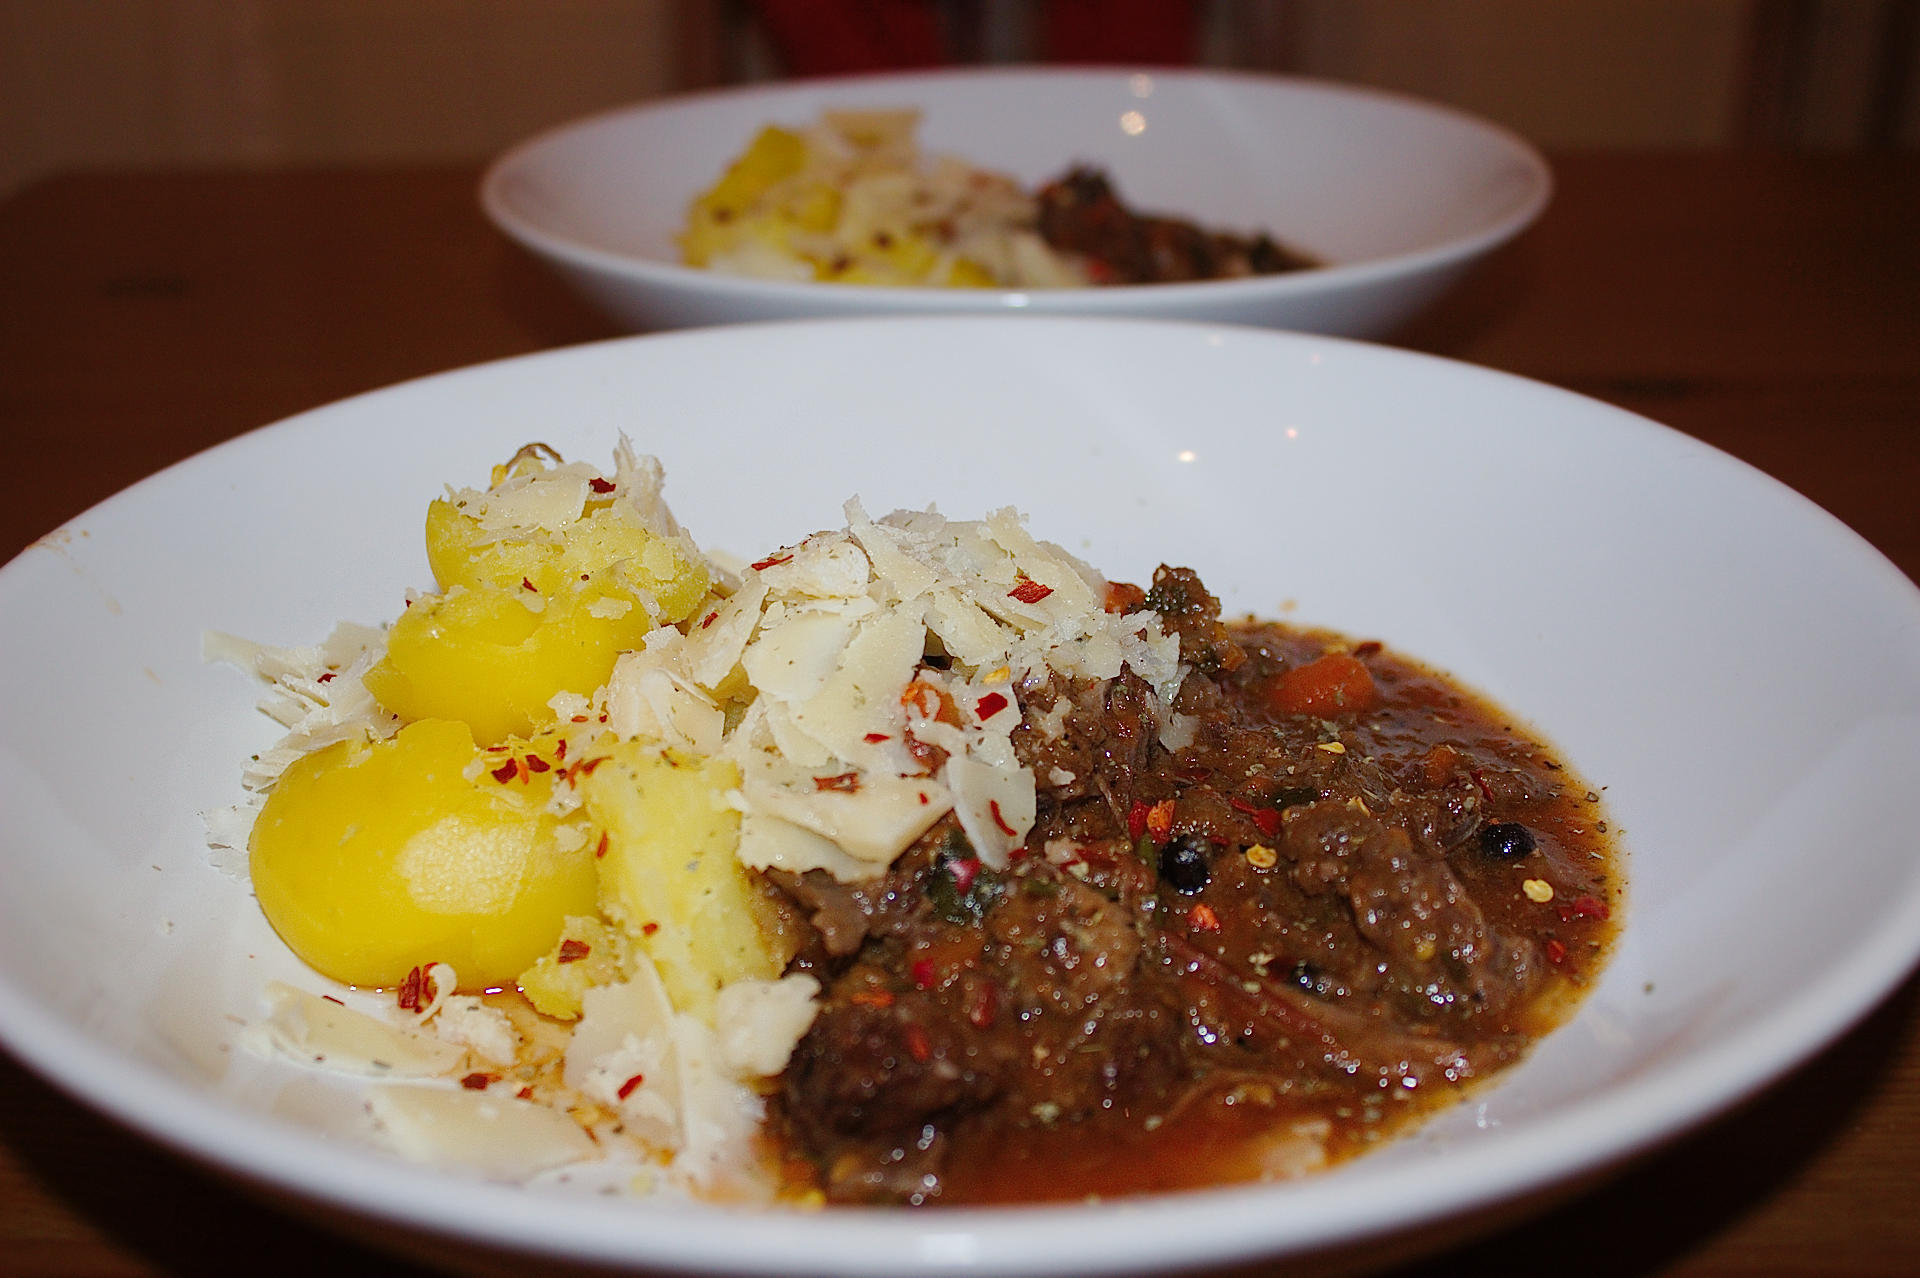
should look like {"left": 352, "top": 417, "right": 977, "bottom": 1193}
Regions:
{"left": 2, "top": 154, "right": 1917, "bottom": 1275}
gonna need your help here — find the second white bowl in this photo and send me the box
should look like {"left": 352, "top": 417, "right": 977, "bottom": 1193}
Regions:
{"left": 481, "top": 67, "right": 1552, "bottom": 336}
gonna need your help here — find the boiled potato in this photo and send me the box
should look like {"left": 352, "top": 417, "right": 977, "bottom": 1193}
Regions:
{"left": 423, "top": 497, "right": 707, "bottom": 615}
{"left": 517, "top": 914, "right": 628, "bottom": 1020}
{"left": 576, "top": 741, "right": 792, "bottom": 1021}
{"left": 364, "top": 460, "right": 709, "bottom": 745}
{"left": 363, "top": 581, "right": 655, "bottom": 746}
{"left": 681, "top": 125, "right": 813, "bottom": 266}
{"left": 820, "top": 227, "right": 940, "bottom": 285}
{"left": 249, "top": 718, "right": 598, "bottom": 989}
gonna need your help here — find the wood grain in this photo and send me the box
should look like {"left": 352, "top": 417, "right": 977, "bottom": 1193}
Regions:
{"left": 1, "top": 153, "right": 1916, "bottom": 1275}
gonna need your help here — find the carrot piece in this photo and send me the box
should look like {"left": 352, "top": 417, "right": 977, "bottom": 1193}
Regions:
{"left": 1266, "top": 652, "right": 1378, "bottom": 717}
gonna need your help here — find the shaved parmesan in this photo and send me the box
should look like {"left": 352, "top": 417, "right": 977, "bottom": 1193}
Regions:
{"left": 715, "top": 975, "right": 822, "bottom": 1077}
{"left": 368, "top": 1086, "right": 598, "bottom": 1180}
{"left": 688, "top": 500, "right": 1183, "bottom": 878}
{"left": 246, "top": 982, "right": 465, "bottom": 1077}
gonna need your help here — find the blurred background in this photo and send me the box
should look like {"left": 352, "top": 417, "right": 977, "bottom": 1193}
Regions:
{"left": 4, "top": 0, "right": 1917, "bottom": 198}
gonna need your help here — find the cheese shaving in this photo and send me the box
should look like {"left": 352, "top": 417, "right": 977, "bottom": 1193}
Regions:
{"left": 608, "top": 497, "right": 1183, "bottom": 875}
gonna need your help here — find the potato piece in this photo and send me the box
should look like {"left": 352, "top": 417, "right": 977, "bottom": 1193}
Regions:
{"left": 943, "top": 258, "right": 998, "bottom": 288}
{"left": 364, "top": 582, "right": 655, "bottom": 746}
{"left": 517, "top": 915, "right": 628, "bottom": 1020}
{"left": 819, "top": 227, "right": 940, "bottom": 286}
{"left": 249, "top": 719, "right": 598, "bottom": 989}
{"left": 577, "top": 742, "right": 791, "bottom": 1022}
{"left": 368, "top": 478, "right": 710, "bottom": 745}
{"left": 424, "top": 498, "right": 707, "bottom": 620}
{"left": 681, "top": 126, "right": 810, "bottom": 266}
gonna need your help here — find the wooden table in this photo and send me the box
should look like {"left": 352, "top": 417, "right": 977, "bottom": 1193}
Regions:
{"left": 2, "top": 156, "right": 1917, "bottom": 1275}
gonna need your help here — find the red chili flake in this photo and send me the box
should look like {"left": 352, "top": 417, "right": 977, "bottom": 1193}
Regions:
{"left": 574, "top": 755, "right": 608, "bottom": 777}
{"left": 521, "top": 577, "right": 538, "bottom": 592}
{"left": 1231, "top": 798, "right": 1285, "bottom": 838}
{"left": 1127, "top": 800, "right": 1150, "bottom": 841}
{"left": 903, "top": 1023, "right": 933, "bottom": 1063}
{"left": 570, "top": 714, "right": 590, "bottom": 724}
{"left": 641, "top": 921, "right": 660, "bottom": 937}
{"left": 989, "top": 800, "right": 1018, "bottom": 837}
{"left": 1187, "top": 903, "right": 1222, "bottom": 932}
{"left": 396, "top": 965, "right": 428, "bottom": 1012}
{"left": 700, "top": 610, "right": 719, "bottom": 629}
{"left": 525, "top": 754, "right": 550, "bottom": 774}
{"left": 516, "top": 1087, "right": 534, "bottom": 1100}
{"left": 975, "top": 691, "right": 1009, "bottom": 721}
{"left": 1544, "top": 939, "right": 1569, "bottom": 965}
{"left": 593, "top": 830, "right": 610, "bottom": 859}
{"left": 1566, "top": 895, "right": 1612, "bottom": 921}
{"left": 918, "top": 792, "right": 930, "bottom": 805}
{"left": 460, "top": 1072, "right": 494, "bottom": 1091}
{"left": 750, "top": 552, "right": 793, "bottom": 571}
{"left": 617, "top": 1073, "right": 646, "bottom": 1101}
{"left": 553, "top": 738, "right": 568, "bottom": 761}
{"left": 910, "top": 958, "right": 939, "bottom": 990}
{"left": 848, "top": 989, "right": 895, "bottom": 1009}
{"left": 947, "top": 857, "right": 980, "bottom": 894}
{"left": 815, "top": 771, "right": 861, "bottom": 792}
{"left": 1146, "top": 799, "right": 1176, "bottom": 843}
{"left": 1008, "top": 576, "right": 1053, "bottom": 605}
{"left": 588, "top": 476, "right": 617, "bottom": 494}
{"left": 317, "top": 671, "right": 336, "bottom": 684}
{"left": 863, "top": 732, "right": 891, "bottom": 743}
{"left": 557, "top": 938, "right": 592, "bottom": 964}
{"left": 490, "top": 759, "right": 519, "bottom": 783}
{"left": 967, "top": 983, "right": 999, "bottom": 1029}
{"left": 321, "top": 994, "right": 345, "bottom": 1006}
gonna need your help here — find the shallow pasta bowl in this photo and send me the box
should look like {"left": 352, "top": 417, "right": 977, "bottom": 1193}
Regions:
{"left": 2, "top": 317, "right": 1919, "bottom": 1274}
{"left": 480, "top": 66, "right": 1551, "bottom": 337}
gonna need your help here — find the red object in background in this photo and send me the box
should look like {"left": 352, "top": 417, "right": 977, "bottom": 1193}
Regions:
{"left": 1042, "top": 0, "right": 1198, "bottom": 64}
{"left": 751, "top": 0, "right": 949, "bottom": 74}
{"left": 750, "top": 0, "right": 1199, "bottom": 77}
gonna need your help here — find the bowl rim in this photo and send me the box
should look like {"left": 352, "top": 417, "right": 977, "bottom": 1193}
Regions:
{"left": 477, "top": 64, "right": 1554, "bottom": 310}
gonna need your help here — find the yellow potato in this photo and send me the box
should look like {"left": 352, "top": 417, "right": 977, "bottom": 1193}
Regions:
{"left": 423, "top": 498, "right": 707, "bottom": 616}
{"left": 577, "top": 741, "right": 793, "bottom": 1022}
{"left": 363, "top": 582, "right": 654, "bottom": 746}
{"left": 249, "top": 718, "right": 598, "bottom": 990}
{"left": 517, "top": 914, "right": 628, "bottom": 1020}
{"left": 368, "top": 481, "right": 710, "bottom": 744}
{"left": 943, "top": 258, "right": 998, "bottom": 289}
{"left": 681, "top": 125, "right": 811, "bottom": 266}
{"left": 819, "top": 228, "right": 940, "bottom": 285}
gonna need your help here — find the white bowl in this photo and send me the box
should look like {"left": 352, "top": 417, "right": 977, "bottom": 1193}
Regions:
{"left": 4, "top": 318, "right": 1919, "bottom": 1275}
{"left": 480, "top": 67, "right": 1551, "bottom": 337}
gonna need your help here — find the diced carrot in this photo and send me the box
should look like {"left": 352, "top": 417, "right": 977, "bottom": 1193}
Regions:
{"left": 1266, "top": 652, "right": 1378, "bottom": 717}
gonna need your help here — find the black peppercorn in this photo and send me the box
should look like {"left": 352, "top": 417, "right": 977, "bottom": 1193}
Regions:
{"left": 1159, "top": 833, "right": 1212, "bottom": 894}
{"left": 1478, "top": 821, "right": 1537, "bottom": 859}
